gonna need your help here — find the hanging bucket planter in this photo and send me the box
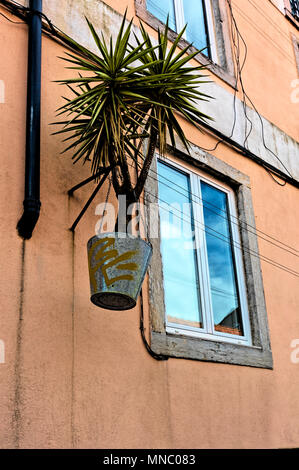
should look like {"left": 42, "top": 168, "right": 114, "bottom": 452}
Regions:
{"left": 87, "top": 233, "right": 152, "bottom": 310}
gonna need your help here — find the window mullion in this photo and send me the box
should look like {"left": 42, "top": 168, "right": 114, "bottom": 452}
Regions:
{"left": 174, "top": 0, "right": 185, "bottom": 34}
{"left": 204, "top": 0, "right": 219, "bottom": 63}
{"left": 195, "top": 176, "right": 215, "bottom": 335}
{"left": 191, "top": 173, "right": 213, "bottom": 334}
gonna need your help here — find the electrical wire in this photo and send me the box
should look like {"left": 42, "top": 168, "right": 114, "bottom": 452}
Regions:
{"left": 122, "top": 155, "right": 299, "bottom": 279}
{"left": 227, "top": 0, "right": 294, "bottom": 180}
{"left": 1, "top": 0, "right": 297, "bottom": 186}
{"left": 247, "top": 0, "right": 292, "bottom": 42}
{"left": 3, "top": 0, "right": 298, "bottom": 368}
{"left": 146, "top": 161, "right": 299, "bottom": 256}
{"left": 122, "top": 139, "right": 299, "bottom": 258}
{"left": 139, "top": 287, "right": 168, "bottom": 361}
{"left": 200, "top": 0, "right": 294, "bottom": 184}
{"left": 231, "top": 0, "right": 292, "bottom": 178}
{"left": 194, "top": 4, "right": 250, "bottom": 154}
{"left": 264, "top": 167, "right": 287, "bottom": 186}
{"left": 2, "top": 0, "right": 298, "bottom": 272}
{"left": 203, "top": 0, "right": 294, "bottom": 185}
{"left": 231, "top": 1, "right": 295, "bottom": 63}
{"left": 0, "top": 0, "right": 27, "bottom": 20}
{"left": 141, "top": 183, "right": 299, "bottom": 279}
{"left": 120, "top": 154, "right": 299, "bottom": 279}
{"left": 96, "top": 175, "right": 112, "bottom": 234}
{"left": 0, "top": 10, "right": 23, "bottom": 22}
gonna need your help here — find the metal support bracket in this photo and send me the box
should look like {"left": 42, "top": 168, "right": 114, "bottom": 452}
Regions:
{"left": 69, "top": 169, "right": 110, "bottom": 232}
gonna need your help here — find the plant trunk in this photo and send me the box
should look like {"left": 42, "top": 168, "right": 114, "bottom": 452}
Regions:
{"left": 114, "top": 191, "right": 137, "bottom": 234}
{"left": 112, "top": 124, "right": 158, "bottom": 234}
{"left": 134, "top": 125, "right": 158, "bottom": 200}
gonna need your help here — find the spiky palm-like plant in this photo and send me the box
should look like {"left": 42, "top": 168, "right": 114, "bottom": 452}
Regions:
{"left": 54, "top": 14, "right": 213, "bottom": 214}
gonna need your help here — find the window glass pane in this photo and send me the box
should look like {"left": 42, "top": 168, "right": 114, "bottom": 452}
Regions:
{"left": 201, "top": 182, "right": 243, "bottom": 336}
{"left": 182, "top": 0, "right": 210, "bottom": 56}
{"left": 158, "top": 161, "right": 203, "bottom": 329}
{"left": 147, "top": 0, "right": 177, "bottom": 31}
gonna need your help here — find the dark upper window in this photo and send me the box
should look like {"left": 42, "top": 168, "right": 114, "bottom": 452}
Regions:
{"left": 290, "top": 0, "right": 299, "bottom": 20}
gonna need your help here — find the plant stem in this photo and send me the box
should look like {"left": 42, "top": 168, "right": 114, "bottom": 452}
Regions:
{"left": 134, "top": 123, "right": 158, "bottom": 200}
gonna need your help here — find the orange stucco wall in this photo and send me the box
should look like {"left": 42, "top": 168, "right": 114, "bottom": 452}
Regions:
{"left": 0, "top": 0, "right": 298, "bottom": 449}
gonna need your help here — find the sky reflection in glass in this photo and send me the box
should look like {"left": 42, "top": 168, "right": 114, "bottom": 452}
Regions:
{"left": 147, "top": 0, "right": 176, "bottom": 31}
{"left": 157, "top": 161, "right": 202, "bottom": 328}
{"left": 201, "top": 182, "right": 243, "bottom": 335}
{"left": 182, "top": 0, "right": 209, "bottom": 54}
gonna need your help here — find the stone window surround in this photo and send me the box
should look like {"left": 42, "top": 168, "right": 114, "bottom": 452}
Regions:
{"left": 134, "top": 0, "right": 236, "bottom": 88}
{"left": 145, "top": 142, "right": 273, "bottom": 369}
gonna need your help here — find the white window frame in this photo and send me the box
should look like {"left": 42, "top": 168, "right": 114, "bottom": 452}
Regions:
{"left": 158, "top": 157, "right": 252, "bottom": 347}
{"left": 173, "top": 0, "right": 219, "bottom": 63}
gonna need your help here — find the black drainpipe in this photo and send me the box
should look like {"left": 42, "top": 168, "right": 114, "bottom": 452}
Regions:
{"left": 17, "top": 0, "right": 42, "bottom": 239}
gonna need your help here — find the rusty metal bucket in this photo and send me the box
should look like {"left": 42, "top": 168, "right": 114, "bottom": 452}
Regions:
{"left": 87, "top": 233, "right": 152, "bottom": 310}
